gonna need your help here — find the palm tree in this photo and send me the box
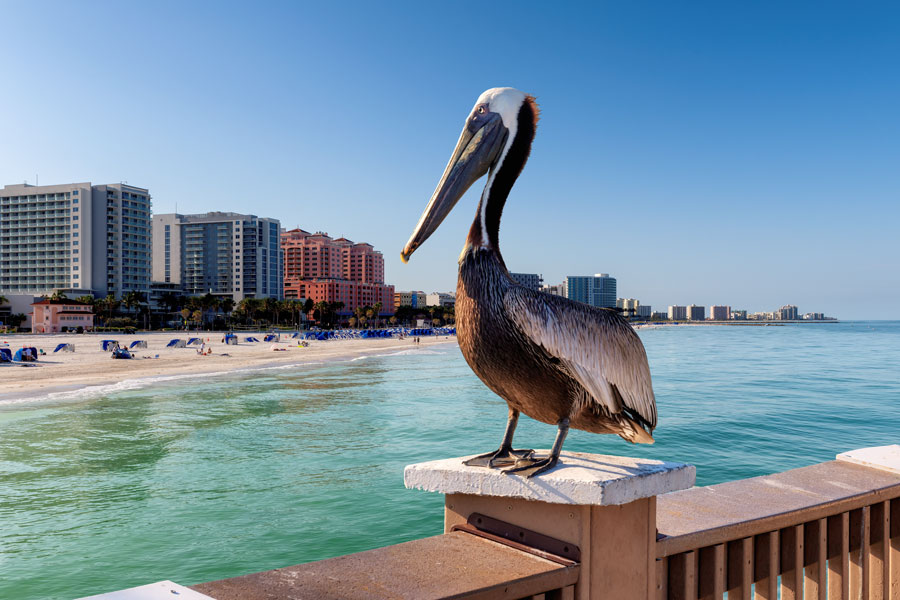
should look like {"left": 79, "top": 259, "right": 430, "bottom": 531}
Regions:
{"left": 220, "top": 297, "right": 235, "bottom": 328}
{"left": 0, "top": 295, "right": 8, "bottom": 307}
{"left": 373, "top": 302, "right": 383, "bottom": 329}
{"left": 313, "top": 301, "right": 329, "bottom": 327}
{"left": 50, "top": 289, "right": 70, "bottom": 301}
{"left": 201, "top": 293, "right": 220, "bottom": 328}
{"left": 101, "top": 294, "right": 120, "bottom": 325}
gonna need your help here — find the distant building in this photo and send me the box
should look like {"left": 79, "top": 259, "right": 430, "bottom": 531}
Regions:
{"left": 731, "top": 309, "right": 747, "bottom": 320}
{"left": 617, "top": 298, "right": 640, "bottom": 317}
{"left": 803, "top": 312, "right": 825, "bottom": 320}
{"left": 154, "top": 212, "right": 283, "bottom": 301}
{"left": 281, "top": 228, "right": 393, "bottom": 314}
{"left": 668, "top": 305, "right": 687, "bottom": 320}
{"left": 687, "top": 304, "right": 706, "bottom": 321}
{"left": 709, "top": 305, "right": 731, "bottom": 321}
{"left": 395, "top": 291, "right": 427, "bottom": 308}
{"left": 509, "top": 272, "right": 543, "bottom": 291}
{"left": 778, "top": 305, "right": 799, "bottom": 320}
{"left": 1, "top": 182, "right": 151, "bottom": 299}
{"left": 30, "top": 298, "right": 94, "bottom": 333}
{"left": 636, "top": 305, "right": 652, "bottom": 318}
{"left": 566, "top": 274, "right": 616, "bottom": 308}
{"left": 651, "top": 311, "right": 668, "bottom": 320}
{"left": 541, "top": 283, "right": 566, "bottom": 297}
{"left": 426, "top": 292, "right": 455, "bottom": 307}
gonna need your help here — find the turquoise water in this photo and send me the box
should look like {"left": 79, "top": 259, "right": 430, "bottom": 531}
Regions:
{"left": 1, "top": 322, "right": 898, "bottom": 599}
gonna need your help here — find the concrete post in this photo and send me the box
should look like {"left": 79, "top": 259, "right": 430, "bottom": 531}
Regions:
{"left": 405, "top": 451, "right": 695, "bottom": 600}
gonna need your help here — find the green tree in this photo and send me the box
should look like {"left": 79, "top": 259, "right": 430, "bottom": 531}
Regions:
{"left": 50, "top": 289, "right": 70, "bottom": 301}
{"left": 0, "top": 295, "right": 8, "bottom": 306}
{"left": 373, "top": 302, "right": 383, "bottom": 329}
{"left": 7, "top": 313, "right": 26, "bottom": 330}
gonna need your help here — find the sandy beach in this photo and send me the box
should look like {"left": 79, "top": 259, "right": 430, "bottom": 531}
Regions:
{"left": 0, "top": 331, "right": 457, "bottom": 403}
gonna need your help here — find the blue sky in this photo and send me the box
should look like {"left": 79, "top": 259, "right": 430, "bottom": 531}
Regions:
{"left": 2, "top": 1, "right": 898, "bottom": 319}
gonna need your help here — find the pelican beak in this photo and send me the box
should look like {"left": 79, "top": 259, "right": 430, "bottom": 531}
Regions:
{"left": 401, "top": 111, "right": 507, "bottom": 262}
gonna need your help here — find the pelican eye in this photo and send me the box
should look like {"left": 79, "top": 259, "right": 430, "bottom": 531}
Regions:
{"left": 477, "top": 106, "right": 485, "bottom": 114}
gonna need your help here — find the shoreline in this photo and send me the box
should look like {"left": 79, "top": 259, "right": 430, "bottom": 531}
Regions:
{"left": 0, "top": 332, "right": 458, "bottom": 407}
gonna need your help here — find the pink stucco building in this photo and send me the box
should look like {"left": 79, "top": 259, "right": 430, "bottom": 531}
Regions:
{"left": 30, "top": 299, "right": 94, "bottom": 333}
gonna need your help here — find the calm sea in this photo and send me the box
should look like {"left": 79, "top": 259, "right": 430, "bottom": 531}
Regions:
{"left": 1, "top": 322, "right": 898, "bottom": 599}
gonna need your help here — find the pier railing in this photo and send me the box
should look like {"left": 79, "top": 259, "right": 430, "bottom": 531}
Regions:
{"left": 656, "top": 454, "right": 900, "bottom": 599}
{"left": 183, "top": 446, "right": 900, "bottom": 600}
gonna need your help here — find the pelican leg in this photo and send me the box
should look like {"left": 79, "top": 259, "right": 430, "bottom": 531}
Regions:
{"left": 463, "top": 408, "right": 535, "bottom": 468}
{"left": 502, "top": 418, "right": 569, "bottom": 478}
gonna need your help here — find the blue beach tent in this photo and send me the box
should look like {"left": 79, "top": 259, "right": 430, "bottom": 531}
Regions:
{"left": 129, "top": 340, "right": 147, "bottom": 349}
{"left": 111, "top": 348, "right": 133, "bottom": 359}
{"left": 14, "top": 347, "right": 38, "bottom": 362}
{"left": 187, "top": 338, "right": 202, "bottom": 346}
{"left": 0, "top": 348, "right": 11, "bottom": 362}
{"left": 54, "top": 343, "right": 74, "bottom": 353}
{"left": 264, "top": 334, "right": 279, "bottom": 342}
{"left": 245, "top": 336, "right": 260, "bottom": 343}
{"left": 166, "top": 339, "right": 187, "bottom": 348}
{"left": 224, "top": 333, "right": 237, "bottom": 345}
{"left": 101, "top": 340, "right": 119, "bottom": 351}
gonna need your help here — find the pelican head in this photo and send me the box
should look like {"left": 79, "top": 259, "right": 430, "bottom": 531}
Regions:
{"left": 401, "top": 87, "right": 532, "bottom": 263}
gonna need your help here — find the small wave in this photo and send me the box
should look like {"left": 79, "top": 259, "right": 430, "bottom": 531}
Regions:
{"left": 0, "top": 358, "right": 330, "bottom": 408}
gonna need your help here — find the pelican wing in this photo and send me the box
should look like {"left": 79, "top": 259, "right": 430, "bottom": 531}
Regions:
{"left": 503, "top": 286, "right": 657, "bottom": 429}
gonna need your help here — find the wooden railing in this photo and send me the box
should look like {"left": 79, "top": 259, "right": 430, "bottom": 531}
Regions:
{"left": 187, "top": 449, "right": 899, "bottom": 600}
{"left": 656, "top": 460, "right": 900, "bottom": 599}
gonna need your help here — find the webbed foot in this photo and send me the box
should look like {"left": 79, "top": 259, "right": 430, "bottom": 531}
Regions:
{"left": 501, "top": 454, "right": 560, "bottom": 478}
{"left": 463, "top": 447, "right": 535, "bottom": 469}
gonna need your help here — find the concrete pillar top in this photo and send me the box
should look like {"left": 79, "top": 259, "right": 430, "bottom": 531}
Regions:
{"left": 836, "top": 444, "right": 900, "bottom": 475}
{"left": 404, "top": 451, "right": 696, "bottom": 506}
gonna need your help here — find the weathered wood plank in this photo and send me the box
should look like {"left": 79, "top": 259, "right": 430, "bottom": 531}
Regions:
{"left": 192, "top": 531, "right": 579, "bottom": 600}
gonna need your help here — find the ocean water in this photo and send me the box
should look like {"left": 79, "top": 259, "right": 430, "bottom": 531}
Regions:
{"left": 1, "top": 322, "right": 898, "bottom": 599}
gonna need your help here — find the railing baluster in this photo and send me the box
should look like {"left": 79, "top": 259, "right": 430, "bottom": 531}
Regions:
{"left": 804, "top": 518, "right": 828, "bottom": 600}
{"left": 781, "top": 524, "right": 804, "bottom": 599}
{"left": 827, "top": 512, "right": 851, "bottom": 600}
{"left": 658, "top": 556, "right": 668, "bottom": 600}
{"left": 698, "top": 544, "right": 725, "bottom": 599}
{"left": 849, "top": 508, "right": 866, "bottom": 598}
{"left": 890, "top": 499, "right": 899, "bottom": 600}
{"left": 869, "top": 502, "right": 887, "bottom": 600}
{"left": 726, "top": 538, "right": 753, "bottom": 600}
{"left": 668, "top": 550, "right": 698, "bottom": 600}
{"left": 753, "top": 530, "right": 780, "bottom": 600}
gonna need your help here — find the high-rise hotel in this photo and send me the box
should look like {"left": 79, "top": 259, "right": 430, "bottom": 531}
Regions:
{"left": 151, "top": 212, "right": 283, "bottom": 301}
{"left": 282, "top": 228, "right": 394, "bottom": 314}
{"left": 0, "top": 182, "right": 151, "bottom": 299}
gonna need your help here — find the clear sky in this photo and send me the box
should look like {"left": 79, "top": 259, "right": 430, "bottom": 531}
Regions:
{"left": 2, "top": 1, "right": 898, "bottom": 319}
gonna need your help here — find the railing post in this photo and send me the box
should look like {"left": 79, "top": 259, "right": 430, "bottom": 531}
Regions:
{"left": 405, "top": 451, "right": 695, "bottom": 600}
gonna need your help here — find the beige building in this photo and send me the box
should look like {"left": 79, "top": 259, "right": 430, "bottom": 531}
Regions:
{"left": 1, "top": 182, "right": 151, "bottom": 299}
{"left": 395, "top": 291, "right": 427, "bottom": 308}
{"left": 426, "top": 292, "right": 455, "bottom": 307}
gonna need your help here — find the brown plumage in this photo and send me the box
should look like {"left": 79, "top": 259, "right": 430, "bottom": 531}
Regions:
{"left": 402, "top": 88, "right": 657, "bottom": 476}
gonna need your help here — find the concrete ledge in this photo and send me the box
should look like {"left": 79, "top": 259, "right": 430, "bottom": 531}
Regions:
{"left": 836, "top": 444, "right": 900, "bottom": 475}
{"left": 404, "top": 451, "right": 695, "bottom": 506}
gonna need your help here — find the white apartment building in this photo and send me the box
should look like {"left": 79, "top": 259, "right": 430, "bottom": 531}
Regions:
{"left": 426, "top": 292, "right": 456, "bottom": 307}
{"left": 687, "top": 304, "right": 706, "bottom": 321}
{"left": 0, "top": 182, "right": 151, "bottom": 299}
{"left": 668, "top": 305, "right": 687, "bottom": 320}
{"left": 152, "top": 212, "right": 283, "bottom": 301}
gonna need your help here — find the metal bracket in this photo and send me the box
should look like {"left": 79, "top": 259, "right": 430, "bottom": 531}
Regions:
{"left": 451, "top": 512, "right": 581, "bottom": 566}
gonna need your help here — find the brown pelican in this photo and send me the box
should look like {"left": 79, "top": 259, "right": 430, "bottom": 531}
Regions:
{"left": 401, "top": 88, "right": 657, "bottom": 477}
